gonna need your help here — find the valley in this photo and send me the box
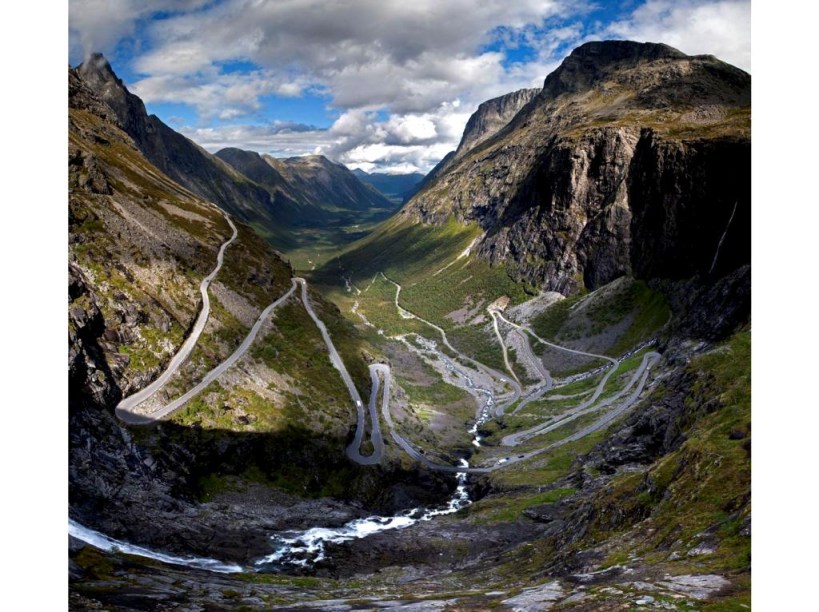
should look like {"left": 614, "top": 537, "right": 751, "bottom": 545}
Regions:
{"left": 69, "top": 40, "right": 751, "bottom": 610}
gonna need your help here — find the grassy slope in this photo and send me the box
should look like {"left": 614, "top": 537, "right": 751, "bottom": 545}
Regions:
{"left": 465, "top": 330, "right": 751, "bottom": 607}
{"left": 530, "top": 277, "right": 670, "bottom": 358}
{"left": 313, "top": 216, "right": 533, "bottom": 370}
{"left": 71, "top": 100, "right": 376, "bottom": 447}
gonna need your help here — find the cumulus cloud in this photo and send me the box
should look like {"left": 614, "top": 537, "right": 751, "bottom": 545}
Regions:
{"left": 131, "top": 70, "right": 310, "bottom": 120}
{"left": 599, "top": 0, "right": 751, "bottom": 72}
{"left": 69, "top": 0, "right": 751, "bottom": 172}
{"left": 179, "top": 122, "right": 340, "bottom": 157}
{"left": 68, "top": 0, "right": 211, "bottom": 63}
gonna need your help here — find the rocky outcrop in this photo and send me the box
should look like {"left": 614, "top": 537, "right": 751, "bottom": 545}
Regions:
{"left": 455, "top": 87, "right": 540, "bottom": 158}
{"left": 402, "top": 41, "right": 751, "bottom": 325}
{"left": 69, "top": 263, "right": 121, "bottom": 411}
{"left": 405, "top": 88, "right": 539, "bottom": 201}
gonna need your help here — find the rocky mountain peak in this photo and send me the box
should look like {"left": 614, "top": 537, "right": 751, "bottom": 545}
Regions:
{"left": 455, "top": 88, "right": 541, "bottom": 159}
{"left": 567, "top": 40, "right": 686, "bottom": 64}
{"left": 76, "top": 52, "right": 149, "bottom": 135}
{"left": 541, "top": 40, "right": 701, "bottom": 100}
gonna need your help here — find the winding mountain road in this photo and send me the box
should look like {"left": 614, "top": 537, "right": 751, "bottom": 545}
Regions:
{"left": 115, "top": 212, "right": 238, "bottom": 421}
{"left": 500, "top": 349, "right": 659, "bottom": 446}
{"left": 489, "top": 310, "right": 520, "bottom": 385}
{"left": 379, "top": 273, "right": 523, "bottom": 413}
{"left": 295, "top": 278, "right": 383, "bottom": 465}
{"left": 117, "top": 279, "right": 298, "bottom": 424}
{"left": 113, "top": 234, "right": 658, "bottom": 473}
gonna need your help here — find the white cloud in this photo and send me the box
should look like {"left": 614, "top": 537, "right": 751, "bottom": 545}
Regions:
{"left": 70, "top": 0, "right": 751, "bottom": 173}
{"left": 68, "top": 0, "right": 211, "bottom": 63}
{"left": 599, "top": 0, "right": 751, "bottom": 72}
{"left": 179, "top": 122, "right": 341, "bottom": 158}
{"left": 131, "top": 70, "right": 309, "bottom": 120}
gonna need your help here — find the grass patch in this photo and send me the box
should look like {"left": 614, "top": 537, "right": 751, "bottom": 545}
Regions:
{"left": 470, "top": 487, "right": 577, "bottom": 524}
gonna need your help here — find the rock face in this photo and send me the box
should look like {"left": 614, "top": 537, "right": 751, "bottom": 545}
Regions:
{"left": 406, "top": 88, "right": 540, "bottom": 200}
{"left": 455, "top": 87, "right": 541, "bottom": 158}
{"left": 402, "top": 41, "right": 751, "bottom": 304}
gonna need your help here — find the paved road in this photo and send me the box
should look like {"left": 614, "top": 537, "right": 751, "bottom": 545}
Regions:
{"left": 114, "top": 249, "right": 659, "bottom": 475}
{"left": 492, "top": 310, "right": 618, "bottom": 417}
{"left": 117, "top": 279, "right": 298, "bottom": 424}
{"left": 115, "top": 213, "right": 238, "bottom": 421}
{"left": 489, "top": 310, "right": 520, "bottom": 385}
{"left": 379, "top": 273, "right": 522, "bottom": 413}
{"left": 295, "top": 278, "right": 383, "bottom": 465}
{"left": 500, "top": 350, "right": 659, "bottom": 446}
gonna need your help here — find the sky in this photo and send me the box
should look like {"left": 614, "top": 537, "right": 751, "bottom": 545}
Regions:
{"left": 68, "top": 0, "right": 750, "bottom": 174}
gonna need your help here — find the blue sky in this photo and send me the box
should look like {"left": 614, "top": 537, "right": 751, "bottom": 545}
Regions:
{"left": 69, "top": 0, "right": 750, "bottom": 173}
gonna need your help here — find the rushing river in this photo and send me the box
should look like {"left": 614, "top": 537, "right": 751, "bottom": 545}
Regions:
{"left": 70, "top": 330, "right": 501, "bottom": 573}
{"left": 255, "top": 459, "right": 472, "bottom": 569}
{"left": 70, "top": 464, "right": 474, "bottom": 573}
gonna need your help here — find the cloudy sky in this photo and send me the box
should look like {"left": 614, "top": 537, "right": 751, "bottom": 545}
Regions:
{"left": 68, "top": 0, "right": 750, "bottom": 174}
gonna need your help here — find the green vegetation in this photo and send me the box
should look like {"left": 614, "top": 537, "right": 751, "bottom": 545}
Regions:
{"left": 586, "top": 331, "right": 751, "bottom": 573}
{"left": 530, "top": 278, "right": 669, "bottom": 357}
{"left": 470, "top": 487, "right": 577, "bottom": 523}
{"left": 314, "top": 216, "right": 482, "bottom": 287}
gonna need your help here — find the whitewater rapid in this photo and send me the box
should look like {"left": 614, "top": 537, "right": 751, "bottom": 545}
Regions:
{"left": 255, "top": 459, "right": 472, "bottom": 569}
{"left": 70, "top": 461, "right": 473, "bottom": 573}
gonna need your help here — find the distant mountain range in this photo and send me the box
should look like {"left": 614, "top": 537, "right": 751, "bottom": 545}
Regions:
{"left": 351, "top": 169, "right": 425, "bottom": 203}
{"left": 75, "top": 54, "right": 396, "bottom": 249}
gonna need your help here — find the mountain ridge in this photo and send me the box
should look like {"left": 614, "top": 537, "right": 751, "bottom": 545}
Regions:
{"left": 396, "top": 40, "right": 750, "bottom": 304}
{"left": 75, "top": 54, "right": 396, "bottom": 250}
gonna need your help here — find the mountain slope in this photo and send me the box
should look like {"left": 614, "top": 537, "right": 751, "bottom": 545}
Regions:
{"left": 325, "top": 42, "right": 750, "bottom": 336}
{"left": 75, "top": 54, "right": 395, "bottom": 255}
{"left": 75, "top": 54, "right": 281, "bottom": 231}
{"left": 406, "top": 87, "right": 540, "bottom": 200}
{"left": 401, "top": 41, "right": 750, "bottom": 299}
{"left": 216, "top": 149, "right": 394, "bottom": 215}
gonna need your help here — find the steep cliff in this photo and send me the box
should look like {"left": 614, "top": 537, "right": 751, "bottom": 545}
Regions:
{"left": 406, "top": 88, "right": 540, "bottom": 199}
{"left": 455, "top": 87, "right": 541, "bottom": 158}
{"left": 402, "top": 41, "right": 750, "bottom": 305}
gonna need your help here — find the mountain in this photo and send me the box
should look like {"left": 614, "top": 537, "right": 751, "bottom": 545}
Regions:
{"left": 331, "top": 41, "right": 750, "bottom": 335}
{"left": 454, "top": 87, "right": 541, "bottom": 158}
{"left": 70, "top": 41, "right": 751, "bottom": 610}
{"left": 351, "top": 169, "right": 425, "bottom": 202}
{"left": 406, "top": 87, "right": 540, "bottom": 200}
{"left": 217, "top": 149, "right": 394, "bottom": 214}
{"left": 70, "top": 61, "right": 437, "bottom": 576}
{"left": 75, "top": 54, "right": 395, "bottom": 251}
{"left": 75, "top": 54, "right": 280, "bottom": 229}
{"left": 401, "top": 41, "right": 750, "bottom": 304}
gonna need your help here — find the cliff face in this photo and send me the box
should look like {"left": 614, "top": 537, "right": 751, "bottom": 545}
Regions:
{"left": 405, "top": 88, "right": 540, "bottom": 200}
{"left": 455, "top": 88, "right": 541, "bottom": 158}
{"left": 403, "top": 41, "right": 751, "bottom": 301}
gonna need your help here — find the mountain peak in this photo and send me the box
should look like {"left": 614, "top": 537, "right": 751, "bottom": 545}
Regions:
{"left": 540, "top": 39, "right": 741, "bottom": 101}
{"left": 77, "top": 52, "right": 120, "bottom": 84}
{"left": 567, "top": 40, "right": 686, "bottom": 63}
{"left": 455, "top": 88, "right": 540, "bottom": 159}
